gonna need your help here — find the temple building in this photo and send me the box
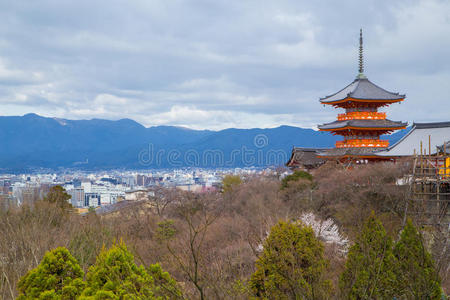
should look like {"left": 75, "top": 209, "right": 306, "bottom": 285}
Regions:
{"left": 376, "top": 122, "right": 450, "bottom": 158}
{"left": 287, "top": 30, "right": 407, "bottom": 168}
{"left": 318, "top": 30, "right": 407, "bottom": 162}
{"left": 286, "top": 147, "right": 329, "bottom": 170}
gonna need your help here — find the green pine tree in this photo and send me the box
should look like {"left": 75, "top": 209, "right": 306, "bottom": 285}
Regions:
{"left": 80, "top": 241, "right": 180, "bottom": 299}
{"left": 43, "top": 185, "right": 73, "bottom": 210}
{"left": 249, "top": 220, "right": 332, "bottom": 299}
{"left": 17, "top": 247, "right": 85, "bottom": 300}
{"left": 339, "top": 212, "right": 397, "bottom": 299}
{"left": 393, "top": 219, "right": 442, "bottom": 299}
{"left": 222, "top": 175, "right": 242, "bottom": 193}
{"left": 147, "top": 263, "right": 183, "bottom": 299}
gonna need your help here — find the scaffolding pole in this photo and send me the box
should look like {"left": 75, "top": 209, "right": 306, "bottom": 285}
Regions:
{"left": 408, "top": 148, "right": 450, "bottom": 228}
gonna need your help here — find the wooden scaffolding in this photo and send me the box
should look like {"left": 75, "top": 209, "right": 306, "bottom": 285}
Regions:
{"left": 406, "top": 141, "right": 450, "bottom": 228}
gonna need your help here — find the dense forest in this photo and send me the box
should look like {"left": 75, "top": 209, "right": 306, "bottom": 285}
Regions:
{"left": 0, "top": 162, "right": 448, "bottom": 299}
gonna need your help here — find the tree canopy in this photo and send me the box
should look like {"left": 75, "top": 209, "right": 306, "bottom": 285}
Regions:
{"left": 280, "top": 170, "right": 313, "bottom": 189}
{"left": 80, "top": 241, "right": 180, "bottom": 299}
{"left": 43, "top": 185, "right": 73, "bottom": 210}
{"left": 222, "top": 175, "right": 242, "bottom": 193}
{"left": 393, "top": 219, "right": 442, "bottom": 299}
{"left": 250, "top": 220, "right": 332, "bottom": 299}
{"left": 81, "top": 242, "right": 156, "bottom": 299}
{"left": 339, "top": 213, "right": 397, "bottom": 299}
{"left": 17, "top": 247, "right": 85, "bottom": 300}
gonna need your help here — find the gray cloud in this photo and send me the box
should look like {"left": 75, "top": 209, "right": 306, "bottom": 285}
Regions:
{"left": 0, "top": 0, "right": 449, "bottom": 130}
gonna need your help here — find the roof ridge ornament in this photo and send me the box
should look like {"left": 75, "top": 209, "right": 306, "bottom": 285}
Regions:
{"left": 357, "top": 28, "right": 367, "bottom": 79}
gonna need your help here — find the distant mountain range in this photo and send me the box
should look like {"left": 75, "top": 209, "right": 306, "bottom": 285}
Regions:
{"left": 0, "top": 114, "right": 410, "bottom": 171}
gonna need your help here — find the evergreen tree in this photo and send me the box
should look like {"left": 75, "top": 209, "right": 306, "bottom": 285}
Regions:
{"left": 17, "top": 247, "right": 85, "bottom": 300}
{"left": 222, "top": 175, "right": 242, "bottom": 193}
{"left": 147, "top": 263, "right": 183, "bottom": 299}
{"left": 249, "top": 220, "right": 332, "bottom": 299}
{"left": 339, "top": 212, "right": 397, "bottom": 299}
{"left": 80, "top": 241, "right": 179, "bottom": 299}
{"left": 393, "top": 219, "right": 442, "bottom": 299}
{"left": 43, "top": 185, "right": 73, "bottom": 210}
{"left": 280, "top": 170, "right": 313, "bottom": 189}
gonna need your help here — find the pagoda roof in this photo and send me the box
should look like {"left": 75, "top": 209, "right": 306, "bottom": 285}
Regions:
{"left": 318, "top": 119, "right": 407, "bottom": 131}
{"left": 320, "top": 77, "right": 405, "bottom": 104}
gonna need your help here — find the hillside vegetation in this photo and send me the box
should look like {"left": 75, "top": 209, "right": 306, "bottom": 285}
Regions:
{"left": 0, "top": 162, "right": 448, "bottom": 299}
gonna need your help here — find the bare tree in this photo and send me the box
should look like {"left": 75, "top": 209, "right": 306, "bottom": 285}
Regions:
{"left": 162, "top": 193, "right": 222, "bottom": 299}
{"left": 148, "top": 186, "right": 181, "bottom": 217}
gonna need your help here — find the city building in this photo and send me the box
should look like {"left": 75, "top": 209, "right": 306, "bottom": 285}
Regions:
{"left": 84, "top": 193, "right": 101, "bottom": 207}
{"left": 68, "top": 188, "right": 84, "bottom": 207}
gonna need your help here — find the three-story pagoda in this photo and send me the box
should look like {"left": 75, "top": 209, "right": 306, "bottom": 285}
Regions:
{"left": 318, "top": 30, "right": 407, "bottom": 161}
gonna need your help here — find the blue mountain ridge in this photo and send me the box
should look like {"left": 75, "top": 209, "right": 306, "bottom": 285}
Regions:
{"left": 0, "top": 114, "right": 409, "bottom": 171}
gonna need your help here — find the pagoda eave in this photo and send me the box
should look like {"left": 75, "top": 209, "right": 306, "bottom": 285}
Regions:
{"left": 320, "top": 97, "right": 404, "bottom": 107}
{"left": 318, "top": 125, "right": 407, "bottom": 132}
{"left": 318, "top": 154, "right": 391, "bottom": 159}
{"left": 316, "top": 147, "right": 393, "bottom": 160}
{"left": 318, "top": 154, "right": 394, "bottom": 163}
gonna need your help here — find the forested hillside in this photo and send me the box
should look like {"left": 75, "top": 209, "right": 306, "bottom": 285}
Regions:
{"left": 1, "top": 162, "right": 447, "bottom": 299}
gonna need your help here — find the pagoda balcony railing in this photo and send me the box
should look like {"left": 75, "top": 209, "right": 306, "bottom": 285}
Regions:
{"left": 336, "top": 139, "right": 389, "bottom": 148}
{"left": 337, "top": 111, "right": 386, "bottom": 121}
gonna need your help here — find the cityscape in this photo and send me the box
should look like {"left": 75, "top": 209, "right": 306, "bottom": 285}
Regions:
{"left": 0, "top": 168, "right": 279, "bottom": 211}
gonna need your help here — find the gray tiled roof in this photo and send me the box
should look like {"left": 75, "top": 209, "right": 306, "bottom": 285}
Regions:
{"left": 414, "top": 122, "right": 450, "bottom": 129}
{"left": 317, "top": 147, "right": 384, "bottom": 157}
{"left": 318, "top": 119, "right": 407, "bottom": 130}
{"left": 320, "top": 78, "right": 405, "bottom": 103}
{"left": 287, "top": 147, "right": 329, "bottom": 167}
{"left": 376, "top": 122, "right": 450, "bottom": 156}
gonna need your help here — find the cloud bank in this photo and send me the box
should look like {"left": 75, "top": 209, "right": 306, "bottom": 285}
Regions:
{"left": 0, "top": 0, "right": 449, "bottom": 130}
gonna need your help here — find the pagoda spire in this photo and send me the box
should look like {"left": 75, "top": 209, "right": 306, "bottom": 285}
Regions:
{"left": 357, "top": 28, "right": 366, "bottom": 79}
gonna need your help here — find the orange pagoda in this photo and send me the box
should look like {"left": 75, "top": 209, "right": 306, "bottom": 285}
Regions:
{"left": 317, "top": 30, "right": 407, "bottom": 161}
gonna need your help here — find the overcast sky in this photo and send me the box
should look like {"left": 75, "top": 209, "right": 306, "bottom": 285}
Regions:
{"left": 0, "top": 0, "right": 449, "bottom": 130}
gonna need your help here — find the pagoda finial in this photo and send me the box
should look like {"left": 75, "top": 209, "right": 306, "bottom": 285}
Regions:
{"left": 357, "top": 28, "right": 366, "bottom": 79}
